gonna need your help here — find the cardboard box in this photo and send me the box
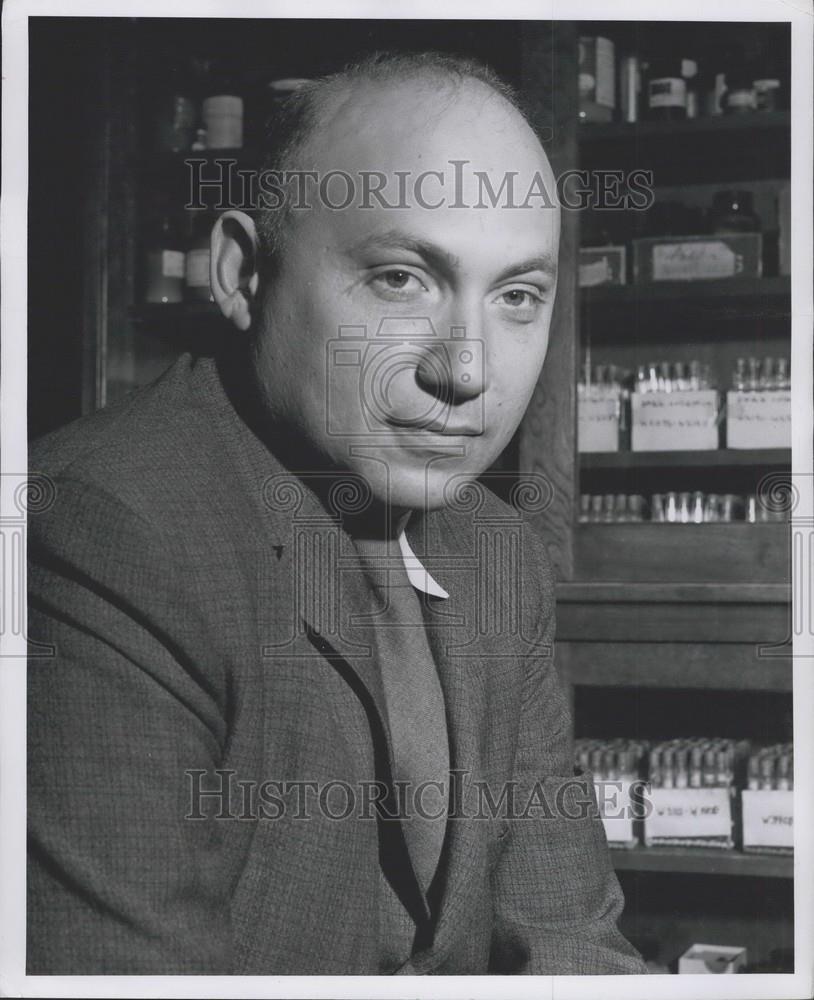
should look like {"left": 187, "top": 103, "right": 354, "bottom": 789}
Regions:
{"left": 633, "top": 233, "right": 763, "bottom": 283}
{"left": 742, "top": 789, "right": 793, "bottom": 852}
{"left": 579, "top": 246, "right": 626, "bottom": 287}
{"left": 678, "top": 944, "right": 747, "bottom": 974}
{"left": 631, "top": 390, "right": 719, "bottom": 451}
{"left": 578, "top": 390, "right": 620, "bottom": 452}
{"left": 727, "top": 390, "right": 791, "bottom": 449}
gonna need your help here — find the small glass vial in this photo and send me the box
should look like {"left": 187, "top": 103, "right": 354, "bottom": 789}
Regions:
{"left": 590, "top": 495, "right": 603, "bottom": 522}
{"left": 628, "top": 495, "right": 644, "bottom": 522}
{"left": 704, "top": 493, "right": 720, "bottom": 523}
{"left": 578, "top": 494, "right": 591, "bottom": 523}
{"left": 614, "top": 494, "right": 628, "bottom": 523}
{"left": 732, "top": 357, "right": 747, "bottom": 391}
{"left": 691, "top": 491, "right": 705, "bottom": 524}
{"left": 678, "top": 492, "right": 692, "bottom": 524}
{"left": 664, "top": 492, "right": 679, "bottom": 523}
{"left": 650, "top": 493, "right": 665, "bottom": 523}
{"left": 602, "top": 494, "right": 616, "bottom": 523}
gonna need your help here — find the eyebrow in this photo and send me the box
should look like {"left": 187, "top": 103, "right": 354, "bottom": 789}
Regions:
{"left": 346, "top": 229, "right": 558, "bottom": 285}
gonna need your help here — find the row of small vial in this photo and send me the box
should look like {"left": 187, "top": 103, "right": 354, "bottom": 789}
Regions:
{"left": 579, "top": 357, "right": 790, "bottom": 395}
{"left": 648, "top": 738, "right": 741, "bottom": 790}
{"left": 746, "top": 744, "right": 794, "bottom": 791}
{"left": 579, "top": 493, "right": 786, "bottom": 524}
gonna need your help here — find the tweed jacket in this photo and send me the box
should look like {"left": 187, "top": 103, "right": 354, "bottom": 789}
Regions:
{"left": 27, "top": 349, "right": 646, "bottom": 976}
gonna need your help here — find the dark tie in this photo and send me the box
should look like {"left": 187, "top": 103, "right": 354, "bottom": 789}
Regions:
{"left": 352, "top": 536, "right": 450, "bottom": 898}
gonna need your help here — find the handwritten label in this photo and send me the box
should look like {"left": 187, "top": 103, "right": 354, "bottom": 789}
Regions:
{"left": 645, "top": 787, "right": 732, "bottom": 842}
{"left": 632, "top": 390, "right": 719, "bottom": 452}
{"left": 727, "top": 391, "right": 791, "bottom": 449}
{"left": 578, "top": 396, "right": 619, "bottom": 453}
{"left": 742, "top": 790, "right": 793, "bottom": 850}
{"left": 653, "top": 241, "right": 739, "bottom": 281}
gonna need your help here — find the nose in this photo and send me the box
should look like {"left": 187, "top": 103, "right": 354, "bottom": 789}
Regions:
{"left": 415, "top": 322, "right": 486, "bottom": 404}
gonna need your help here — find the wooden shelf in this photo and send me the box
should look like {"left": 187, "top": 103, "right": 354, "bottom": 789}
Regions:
{"left": 581, "top": 275, "right": 789, "bottom": 307}
{"left": 577, "top": 112, "right": 789, "bottom": 184}
{"left": 611, "top": 846, "right": 792, "bottom": 879}
{"left": 580, "top": 448, "right": 790, "bottom": 471}
{"left": 579, "top": 111, "right": 791, "bottom": 145}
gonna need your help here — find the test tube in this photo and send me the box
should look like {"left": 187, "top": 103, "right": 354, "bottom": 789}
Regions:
{"left": 776, "top": 358, "right": 790, "bottom": 390}
{"left": 665, "top": 492, "right": 678, "bottom": 523}
{"left": 650, "top": 494, "right": 665, "bottom": 523}
{"left": 678, "top": 492, "right": 692, "bottom": 524}
{"left": 776, "top": 753, "right": 791, "bottom": 791}
{"left": 661, "top": 748, "right": 675, "bottom": 789}
{"left": 649, "top": 748, "right": 662, "bottom": 789}
{"left": 761, "top": 357, "right": 774, "bottom": 391}
{"left": 636, "top": 364, "right": 649, "bottom": 394}
{"left": 732, "top": 357, "right": 747, "bottom": 391}
{"left": 759, "top": 754, "right": 775, "bottom": 790}
{"left": 675, "top": 747, "right": 689, "bottom": 789}
{"left": 689, "top": 746, "right": 703, "bottom": 788}
{"left": 702, "top": 748, "right": 717, "bottom": 787}
{"left": 704, "top": 494, "right": 720, "bottom": 523}
{"left": 691, "top": 491, "right": 705, "bottom": 524}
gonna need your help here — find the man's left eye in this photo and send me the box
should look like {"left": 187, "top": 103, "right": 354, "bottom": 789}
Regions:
{"left": 498, "top": 288, "right": 541, "bottom": 308}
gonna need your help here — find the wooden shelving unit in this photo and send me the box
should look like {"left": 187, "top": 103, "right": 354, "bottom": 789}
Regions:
{"left": 610, "top": 846, "right": 792, "bottom": 879}
{"left": 580, "top": 448, "right": 790, "bottom": 470}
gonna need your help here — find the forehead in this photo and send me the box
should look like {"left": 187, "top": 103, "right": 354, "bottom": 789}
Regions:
{"left": 290, "top": 76, "right": 559, "bottom": 263}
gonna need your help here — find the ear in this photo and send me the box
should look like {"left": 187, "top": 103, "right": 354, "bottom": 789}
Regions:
{"left": 210, "top": 210, "right": 261, "bottom": 331}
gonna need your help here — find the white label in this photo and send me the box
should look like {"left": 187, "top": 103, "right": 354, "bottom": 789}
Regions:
{"left": 742, "top": 790, "right": 793, "bottom": 850}
{"left": 185, "top": 248, "right": 211, "bottom": 288}
{"left": 653, "top": 240, "right": 738, "bottom": 281}
{"left": 594, "top": 779, "right": 635, "bottom": 844}
{"left": 727, "top": 391, "right": 791, "bottom": 449}
{"left": 646, "top": 787, "right": 732, "bottom": 841}
{"left": 161, "top": 250, "right": 185, "bottom": 278}
{"left": 632, "top": 390, "right": 719, "bottom": 451}
{"left": 578, "top": 395, "right": 619, "bottom": 452}
{"left": 649, "top": 76, "right": 687, "bottom": 109}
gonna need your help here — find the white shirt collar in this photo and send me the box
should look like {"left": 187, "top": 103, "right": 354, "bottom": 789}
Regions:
{"left": 397, "top": 529, "right": 449, "bottom": 600}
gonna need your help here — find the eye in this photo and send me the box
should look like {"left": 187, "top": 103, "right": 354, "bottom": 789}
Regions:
{"left": 369, "top": 268, "right": 428, "bottom": 300}
{"left": 494, "top": 286, "right": 545, "bottom": 322}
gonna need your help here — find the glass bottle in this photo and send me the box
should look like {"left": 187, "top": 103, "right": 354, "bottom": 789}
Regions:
{"left": 144, "top": 211, "right": 184, "bottom": 305}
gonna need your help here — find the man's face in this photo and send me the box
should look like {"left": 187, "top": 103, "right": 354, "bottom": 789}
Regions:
{"left": 253, "top": 77, "right": 560, "bottom": 511}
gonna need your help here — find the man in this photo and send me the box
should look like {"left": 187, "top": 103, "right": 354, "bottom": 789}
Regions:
{"left": 27, "top": 52, "right": 645, "bottom": 975}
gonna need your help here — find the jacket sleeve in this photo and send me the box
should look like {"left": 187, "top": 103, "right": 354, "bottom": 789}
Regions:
{"left": 27, "top": 474, "right": 234, "bottom": 974}
{"left": 488, "top": 607, "right": 648, "bottom": 975}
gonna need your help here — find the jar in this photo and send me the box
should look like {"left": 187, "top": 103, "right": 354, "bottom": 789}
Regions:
{"left": 722, "top": 68, "right": 756, "bottom": 114}
{"left": 645, "top": 57, "right": 696, "bottom": 120}
{"left": 184, "top": 213, "right": 214, "bottom": 303}
{"left": 578, "top": 36, "right": 616, "bottom": 123}
{"left": 753, "top": 78, "right": 780, "bottom": 112}
{"left": 155, "top": 93, "right": 196, "bottom": 152}
{"left": 202, "top": 95, "right": 243, "bottom": 149}
{"left": 710, "top": 189, "right": 760, "bottom": 234}
{"left": 145, "top": 214, "right": 184, "bottom": 305}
